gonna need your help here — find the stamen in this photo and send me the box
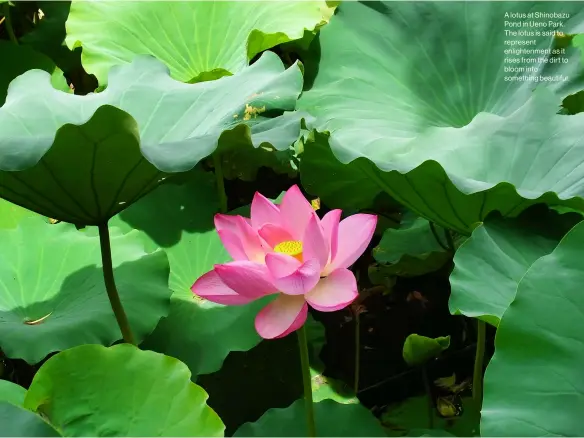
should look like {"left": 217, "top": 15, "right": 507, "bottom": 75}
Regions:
{"left": 274, "top": 240, "right": 303, "bottom": 262}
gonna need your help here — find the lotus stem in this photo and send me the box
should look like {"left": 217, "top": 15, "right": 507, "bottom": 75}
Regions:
{"left": 297, "top": 325, "right": 317, "bottom": 437}
{"left": 2, "top": 3, "right": 17, "bottom": 44}
{"left": 212, "top": 153, "right": 228, "bottom": 213}
{"left": 473, "top": 319, "right": 486, "bottom": 408}
{"left": 354, "top": 311, "right": 361, "bottom": 393}
{"left": 98, "top": 223, "right": 136, "bottom": 345}
{"left": 421, "top": 366, "right": 434, "bottom": 429}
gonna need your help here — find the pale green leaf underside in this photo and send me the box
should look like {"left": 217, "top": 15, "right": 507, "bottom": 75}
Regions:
{"left": 65, "top": 1, "right": 334, "bottom": 85}
{"left": 482, "top": 221, "right": 584, "bottom": 436}
{"left": 0, "top": 218, "right": 171, "bottom": 364}
{"left": 299, "top": 1, "right": 584, "bottom": 233}
{"left": 0, "top": 52, "right": 304, "bottom": 224}
{"left": 303, "top": 89, "right": 584, "bottom": 235}
{"left": 24, "top": 344, "right": 224, "bottom": 436}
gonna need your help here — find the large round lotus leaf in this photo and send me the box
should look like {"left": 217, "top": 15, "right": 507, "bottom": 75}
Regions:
{"left": 0, "top": 402, "right": 61, "bottom": 437}
{"left": 65, "top": 1, "right": 335, "bottom": 85}
{"left": 24, "top": 344, "right": 224, "bottom": 436}
{"left": 449, "top": 209, "right": 578, "bottom": 326}
{"left": 0, "top": 380, "right": 26, "bottom": 406}
{"left": 107, "top": 170, "right": 266, "bottom": 376}
{"left": 481, "top": 221, "right": 584, "bottom": 436}
{"left": 299, "top": 1, "right": 584, "bottom": 234}
{"left": 0, "top": 52, "right": 304, "bottom": 224}
{"left": 0, "top": 40, "right": 69, "bottom": 105}
{"left": 234, "top": 399, "right": 386, "bottom": 437}
{"left": 0, "top": 217, "right": 171, "bottom": 364}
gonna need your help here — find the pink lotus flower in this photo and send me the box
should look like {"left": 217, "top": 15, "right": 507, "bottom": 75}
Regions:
{"left": 191, "top": 185, "right": 377, "bottom": 339}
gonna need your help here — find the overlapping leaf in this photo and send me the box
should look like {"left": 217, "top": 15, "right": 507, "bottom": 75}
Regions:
{"left": 65, "top": 1, "right": 335, "bottom": 85}
{"left": 0, "top": 380, "right": 26, "bottom": 406}
{"left": 449, "top": 209, "right": 579, "bottom": 326}
{"left": 24, "top": 344, "right": 224, "bottom": 436}
{"left": 373, "top": 213, "right": 451, "bottom": 277}
{"left": 0, "top": 403, "right": 61, "bottom": 437}
{"left": 0, "top": 380, "right": 59, "bottom": 437}
{"left": 0, "top": 52, "right": 304, "bottom": 224}
{"left": 0, "top": 218, "right": 171, "bottom": 364}
{"left": 299, "top": 1, "right": 584, "bottom": 233}
{"left": 482, "top": 221, "right": 584, "bottom": 436}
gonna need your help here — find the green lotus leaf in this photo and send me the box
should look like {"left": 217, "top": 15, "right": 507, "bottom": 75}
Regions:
{"left": 0, "top": 402, "right": 61, "bottom": 437}
{"left": 0, "top": 52, "right": 304, "bottom": 224}
{"left": 24, "top": 344, "right": 224, "bottom": 436}
{"left": 105, "top": 170, "right": 264, "bottom": 377}
{"left": 299, "top": 1, "right": 584, "bottom": 234}
{"left": 65, "top": 1, "right": 335, "bottom": 85}
{"left": 0, "top": 217, "right": 171, "bottom": 364}
{"left": 449, "top": 208, "right": 578, "bottom": 326}
{"left": 0, "top": 380, "right": 26, "bottom": 406}
{"left": 20, "top": 2, "right": 80, "bottom": 74}
{"left": 0, "top": 199, "right": 43, "bottom": 229}
{"left": 560, "top": 89, "right": 584, "bottom": 115}
{"left": 217, "top": 145, "right": 298, "bottom": 182}
{"left": 403, "top": 334, "right": 450, "bottom": 367}
{"left": 311, "top": 369, "right": 357, "bottom": 404}
{"left": 481, "top": 220, "right": 584, "bottom": 436}
{"left": 300, "top": 133, "right": 381, "bottom": 211}
{"left": 234, "top": 399, "right": 386, "bottom": 437}
{"left": 373, "top": 213, "right": 451, "bottom": 277}
{"left": 0, "top": 40, "right": 68, "bottom": 105}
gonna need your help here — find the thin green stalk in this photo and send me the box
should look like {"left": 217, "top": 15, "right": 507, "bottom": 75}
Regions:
{"left": 297, "top": 325, "right": 316, "bottom": 437}
{"left": 98, "top": 223, "right": 136, "bottom": 345}
{"left": 473, "top": 319, "right": 486, "bottom": 409}
{"left": 212, "top": 153, "right": 228, "bottom": 213}
{"left": 2, "top": 4, "right": 18, "bottom": 44}
{"left": 421, "top": 366, "right": 434, "bottom": 429}
{"left": 354, "top": 311, "right": 361, "bottom": 393}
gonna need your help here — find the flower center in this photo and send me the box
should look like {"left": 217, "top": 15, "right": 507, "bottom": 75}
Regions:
{"left": 274, "top": 240, "right": 303, "bottom": 262}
